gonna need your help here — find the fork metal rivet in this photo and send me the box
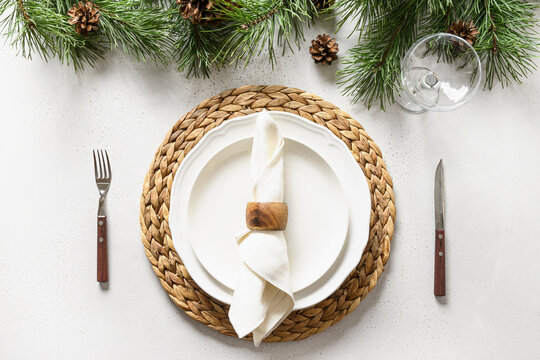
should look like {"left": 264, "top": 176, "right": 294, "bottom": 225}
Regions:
{"left": 439, "top": 251, "right": 443, "bottom": 256}
{"left": 99, "top": 220, "right": 103, "bottom": 226}
{"left": 99, "top": 237, "right": 104, "bottom": 243}
{"left": 438, "top": 234, "right": 443, "bottom": 239}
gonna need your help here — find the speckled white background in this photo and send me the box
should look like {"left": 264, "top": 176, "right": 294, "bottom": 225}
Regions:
{"left": 1, "top": 13, "right": 540, "bottom": 360}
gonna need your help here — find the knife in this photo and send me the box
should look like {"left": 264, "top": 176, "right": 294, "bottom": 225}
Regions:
{"left": 434, "top": 159, "right": 445, "bottom": 296}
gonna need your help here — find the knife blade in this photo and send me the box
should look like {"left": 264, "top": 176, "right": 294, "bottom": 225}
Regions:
{"left": 434, "top": 159, "right": 446, "bottom": 296}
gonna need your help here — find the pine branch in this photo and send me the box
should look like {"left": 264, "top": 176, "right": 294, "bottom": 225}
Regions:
{"left": 420, "top": 1, "right": 455, "bottom": 37}
{"left": 1, "top": 0, "right": 539, "bottom": 105}
{"left": 240, "top": 6, "right": 278, "bottom": 30}
{"left": 55, "top": 0, "right": 74, "bottom": 14}
{"left": 336, "top": 0, "right": 539, "bottom": 109}
{"left": 427, "top": 0, "right": 453, "bottom": 13}
{"left": 332, "top": 0, "right": 391, "bottom": 36}
{"left": 171, "top": 14, "right": 226, "bottom": 77}
{"left": 16, "top": 0, "right": 33, "bottom": 28}
{"left": 337, "top": 0, "right": 428, "bottom": 109}
{"left": 463, "top": 0, "right": 539, "bottom": 89}
{"left": 1, "top": 0, "right": 171, "bottom": 69}
{"left": 0, "top": 0, "right": 105, "bottom": 69}
{"left": 373, "top": 13, "right": 407, "bottom": 70}
{"left": 213, "top": 0, "right": 312, "bottom": 67}
{"left": 94, "top": 0, "right": 172, "bottom": 64}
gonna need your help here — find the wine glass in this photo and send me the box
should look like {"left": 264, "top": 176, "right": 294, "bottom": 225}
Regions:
{"left": 395, "top": 33, "right": 482, "bottom": 113}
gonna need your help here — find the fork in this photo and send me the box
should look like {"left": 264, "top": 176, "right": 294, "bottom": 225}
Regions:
{"left": 93, "top": 149, "right": 111, "bottom": 282}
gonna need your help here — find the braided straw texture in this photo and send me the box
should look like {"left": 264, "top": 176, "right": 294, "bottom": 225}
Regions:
{"left": 139, "top": 85, "right": 395, "bottom": 342}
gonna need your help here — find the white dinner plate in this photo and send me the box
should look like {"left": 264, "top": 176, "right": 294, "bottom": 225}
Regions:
{"left": 169, "top": 111, "right": 371, "bottom": 309}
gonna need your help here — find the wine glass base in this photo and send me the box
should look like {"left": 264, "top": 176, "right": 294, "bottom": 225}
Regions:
{"left": 399, "top": 33, "right": 482, "bottom": 112}
{"left": 394, "top": 88, "right": 426, "bottom": 114}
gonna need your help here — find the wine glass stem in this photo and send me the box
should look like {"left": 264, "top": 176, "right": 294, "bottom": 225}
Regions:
{"left": 421, "top": 72, "right": 439, "bottom": 88}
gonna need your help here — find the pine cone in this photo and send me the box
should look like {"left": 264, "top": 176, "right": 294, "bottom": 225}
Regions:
{"left": 68, "top": 2, "right": 100, "bottom": 37}
{"left": 312, "top": 0, "right": 334, "bottom": 12}
{"left": 309, "top": 34, "right": 339, "bottom": 65}
{"left": 177, "top": 0, "right": 221, "bottom": 25}
{"left": 447, "top": 19, "right": 479, "bottom": 49}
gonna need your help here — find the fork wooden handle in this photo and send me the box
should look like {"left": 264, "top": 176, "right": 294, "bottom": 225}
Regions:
{"left": 97, "top": 215, "right": 108, "bottom": 282}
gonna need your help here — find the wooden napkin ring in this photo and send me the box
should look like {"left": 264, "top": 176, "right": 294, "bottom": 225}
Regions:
{"left": 246, "top": 202, "right": 288, "bottom": 231}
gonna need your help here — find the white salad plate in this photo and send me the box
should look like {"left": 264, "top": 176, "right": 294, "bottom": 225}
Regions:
{"left": 169, "top": 111, "right": 371, "bottom": 309}
{"left": 188, "top": 137, "right": 349, "bottom": 292}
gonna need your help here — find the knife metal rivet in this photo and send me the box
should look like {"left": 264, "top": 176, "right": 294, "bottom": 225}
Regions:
{"left": 438, "top": 234, "right": 443, "bottom": 239}
{"left": 99, "top": 220, "right": 103, "bottom": 226}
{"left": 99, "top": 237, "right": 104, "bottom": 243}
{"left": 439, "top": 251, "right": 443, "bottom": 256}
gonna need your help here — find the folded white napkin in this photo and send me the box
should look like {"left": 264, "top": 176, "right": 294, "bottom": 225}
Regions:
{"left": 229, "top": 110, "right": 294, "bottom": 346}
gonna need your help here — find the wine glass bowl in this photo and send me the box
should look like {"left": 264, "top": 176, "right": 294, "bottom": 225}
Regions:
{"left": 396, "top": 33, "right": 482, "bottom": 113}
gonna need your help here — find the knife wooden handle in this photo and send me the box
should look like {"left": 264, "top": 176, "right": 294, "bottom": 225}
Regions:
{"left": 97, "top": 215, "right": 108, "bottom": 282}
{"left": 434, "top": 229, "right": 445, "bottom": 296}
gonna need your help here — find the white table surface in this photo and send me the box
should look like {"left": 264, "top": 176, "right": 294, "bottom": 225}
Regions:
{"left": 1, "top": 15, "right": 540, "bottom": 360}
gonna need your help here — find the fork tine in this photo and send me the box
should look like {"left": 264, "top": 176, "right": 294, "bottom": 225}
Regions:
{"left": 98, "top": 149, "right": 105, "bottom": 180}
{"left": 101, "top": 149, "right": 109, "bottom": 179}
{"left": 93, "top": 150, "right": 99, "bottom": 179}
{"left": 104, "top": 150, "right": 111, "bottom": 180}
{"left": 101, "top": 149, "right": 108, "bottom": 179}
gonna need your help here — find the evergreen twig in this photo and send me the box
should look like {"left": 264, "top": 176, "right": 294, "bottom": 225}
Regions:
{"left": 213, "top": 0, "right": 312, "bottom": 67}
{"left": 0, "top": 0, "right": 538, "bottom": 110}
{"left": 171, "top": 15, "right": 225, "bottom": 77}
{"left": 335, "top": 0, "right": 539, "bottom": 109}
{"left": 0, "top": 0, "right": 170, "bottom": 69}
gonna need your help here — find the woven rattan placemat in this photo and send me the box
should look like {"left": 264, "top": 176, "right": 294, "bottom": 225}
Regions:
{"left": 139, "top": 85, "right": 395, "bottom": 342}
